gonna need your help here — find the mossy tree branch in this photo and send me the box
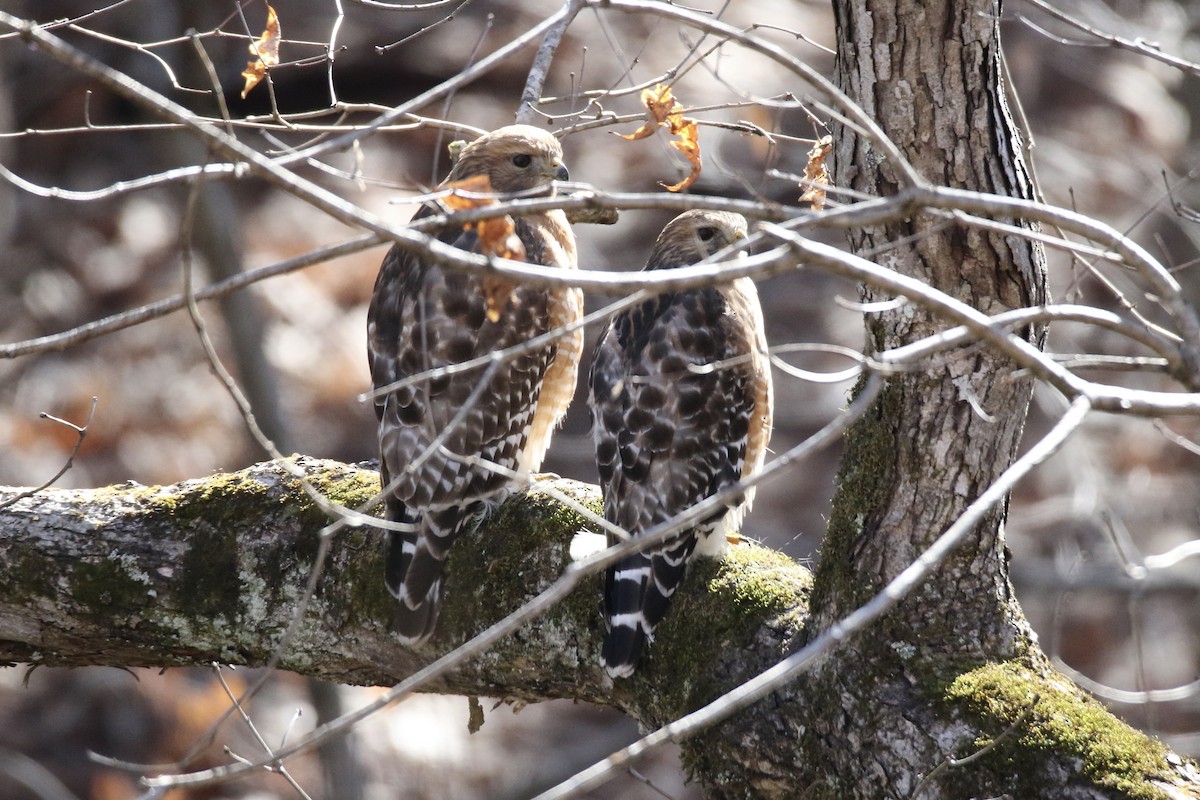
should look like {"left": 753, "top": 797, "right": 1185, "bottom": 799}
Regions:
{"left": 0, "top": 459, "right": 808, "bottom": 762}
{"left": 0, "top": 458, "right": 1197, "bottom": 798}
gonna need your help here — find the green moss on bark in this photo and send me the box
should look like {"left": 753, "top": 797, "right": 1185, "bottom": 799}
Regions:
{"left": 439, "top": 479, "right": 601, "bottom": 643}
{"left": 812, "top": 375, "right": 902, "bottom": 616}
{"left": 178, "top": 520, "right": 244, "bottom": 623}
{"left": 302, "top": 463, "right": 381, "bottom": 511}
{"left": 72, "top": 552, "right": 156, "bottom": 612}
{"left": 940, "top": 661, "right": 1174, "bottom": 799}
{"left": 639, "top": 542, "right": 811, "bottom": 725}
{"left": 7, "top": 545, "right": 54, "bottom": 605}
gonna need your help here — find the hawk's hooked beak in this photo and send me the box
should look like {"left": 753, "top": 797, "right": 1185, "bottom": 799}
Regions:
{"left": 553, "top": 162, "right": 570, "bottom": 182}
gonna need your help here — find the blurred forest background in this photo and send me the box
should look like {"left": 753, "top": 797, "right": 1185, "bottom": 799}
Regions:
{"left": 1, "top": 0, "right": 1198, "bottom": 798}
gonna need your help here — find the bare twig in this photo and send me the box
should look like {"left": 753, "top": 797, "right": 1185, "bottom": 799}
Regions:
{"left": 1019, "top": 0, "right": 1200, "bottom": 78}
{"left": 213, "top": 665, "right": 315, "bottom": 800}
{"left": 517, "top": 0, "right": 584, "bottom": 125}
{"left": 0, "top": 398, "right": 97, "bottom": 512}
{"left": 582, "top": 0, "right": 923, "bottom": 187}
{"left": 0, "top": 235, "right": 382, "bottom": 359}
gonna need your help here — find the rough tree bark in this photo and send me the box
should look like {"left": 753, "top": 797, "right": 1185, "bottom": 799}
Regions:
{"left": 1, "top": 459, "right": 1198, "bottom": 798}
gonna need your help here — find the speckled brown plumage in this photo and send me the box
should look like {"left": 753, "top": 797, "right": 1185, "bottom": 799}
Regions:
{"left": 367, "top": 125, "right": 582, "bottom": 643}
{"left": 588, "top": 210, "right": 773, "bottom": 677}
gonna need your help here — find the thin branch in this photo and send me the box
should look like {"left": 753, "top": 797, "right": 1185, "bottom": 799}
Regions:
{"left": 67, "top": 23, "right": 208, "bottom": 93}
{"left": 0, "top": 160, "right": 243, "bottom": 201}
{"left": 880, "top": 304, "right": 1182, "bottom": 371}
{"left": 0, "top": 8, "right": 565, "bottom": 258}
{"left": 1152, "top": 420, "right": 1200, "bottom": 458}
{"left": 327, "top": 0, "right": 344, "bottom": 105}
{"left": 361, "top": 289, "right": 648, "bottom": 402}
{"left": 517, "top": 0, "right": 584, "bottom": 125}
{"left": 1143, "top": 537, "right": 1200, "bottom": 571}
{"left": 0, "top": 398, "right": 96, "bottom": 511}
{"left": 918, "top": 186, "right": 1200, "bottom": 379}
{"left": 0, "top": 0, "right": 139, "bottom": 39}
{"left": 580, "top": 0, "right": 922, "bottom": 188}
{"left": 8, "top": 185, "right": 1200, "bottom": 422}
{"left": 277, "top": 7, "right": 576, "bottom": 166}
{"left": 1053, "top": 659, "right": 1200, "bottom": 705}
{"left": 8, "top": 7, "right": 1188, "bottom": 392}
{"left": 374, "top": 0, "right": 480, "bottom": 53}
{"left": 0, "top": 110, "right": 478, "bottom": 141}
{"left": 352, "top": 0, "right": 463, "bottom": 9}
{"left": 0, "top": 748, "right": 83, "bottom": 800}
{"left": 0, "top": 235, "right": 383, "bottom": 359}
{"left": 212, "top": 666, "right": 314, "bottom": 800}
{"left": 759, "top": 223, "right": 1200, "bottom": 416}
{"left": 1020, "top": 0, "right": 1200, "bottom": 78}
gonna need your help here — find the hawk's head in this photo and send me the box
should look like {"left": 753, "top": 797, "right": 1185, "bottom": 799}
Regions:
{"left": 645, "top": 209, "right": 748, "bottom": 270}
{"left": 447, "top": 125, "right": 569, "bottom": 196}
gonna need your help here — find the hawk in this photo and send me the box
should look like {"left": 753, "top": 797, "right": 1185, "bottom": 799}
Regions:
{"left": 588, "top": 210, "right": 773, "bottom": 677}
{"left": 367, "top": 125, "right": 583, "bottom": 642}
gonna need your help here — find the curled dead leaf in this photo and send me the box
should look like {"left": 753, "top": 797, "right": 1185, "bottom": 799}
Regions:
{"left": 441, "top": 175, "right": 494, "bottom": 211}
{"left": 482, "top": 276, "right": 520, "bottom": 323}
{"left": 620, "top": 83, "right": 703, "bottom": 192}
{"left": 799, "top": 135, "right": 833, "bottom": 211}
{"left": 662, "top": 116, "right": 701, "bottom": 192}
{"left": 241, "top": 5, "right": 281, "bottom": 99}
{"left": 619, "top": 121, "right": 656, "bottom": 142}
{"left": 620, "top": 84, "right": 680, "bottom": 141}
{"left": 442, "top": 176, "right": 526, "bottom": 320}
{"left": 476, "top": 217, "right": 526, "bottom": 262}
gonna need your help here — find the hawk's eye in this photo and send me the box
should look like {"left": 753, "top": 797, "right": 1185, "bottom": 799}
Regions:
{"left": 697, "top": 226, "right": 717, "bottom": 242}
{"left": 511, "top": 154, "right": 533, "bottom": 168}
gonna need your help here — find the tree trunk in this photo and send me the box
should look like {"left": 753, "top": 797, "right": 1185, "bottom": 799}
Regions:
{"left": 773, "top": 0, "right": 1178, "bottom": 796}
{"left": 1, "top": 460, "right": 1197, "bottom": 797}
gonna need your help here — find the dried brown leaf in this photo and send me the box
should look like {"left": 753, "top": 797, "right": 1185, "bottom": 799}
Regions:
{"left": 799, "top": 135, "right": 833, "bottom": 211}
{"left": 482, "top": 275, "right": 520, "bottom": 323}
{"left": 663, "top": 117, "right": 701, "bottom": 192}
{"left": 620, "top": 83, "right": 703, "bottom": 191}
{"left": 241, "top": 5, "right": 281, "bottom": 99}
{"left": 442, "top": 176, "right": 526, "bottom": 321}
{"left": 442, "top": 175, "right": 494, "bottom": 211}
{"left": 619, "top": 121, "right": 657, "bottom": 142}
{"left": 620, "top": 84, "right": 678, "bottom": 140}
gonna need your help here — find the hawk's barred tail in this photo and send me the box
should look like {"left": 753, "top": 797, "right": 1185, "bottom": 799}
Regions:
{"left": 385, "top": 505, "right": 469, "bottom": 644}
{"left": 601, "top": 536, "right": 696, "bottom": 678}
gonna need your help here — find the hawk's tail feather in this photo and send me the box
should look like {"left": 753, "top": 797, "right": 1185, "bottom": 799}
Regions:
{"left": 390, "top": 576, "right": 442, "bottom": 644}
{"left": 601, "top": 534, "right": 697, "bottom": 678}
{"left": 383, "top": 503, "right": 420, "bottom": 600}
{"left": 385, "top": 505, "right": 473, "bottom": 645}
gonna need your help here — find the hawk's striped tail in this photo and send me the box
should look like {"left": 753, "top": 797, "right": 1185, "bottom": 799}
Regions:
{"left": 385, "top": 505, "right": 469, "bottom": 644}
{"left": 601, "top": 533, "right": 698, "bottom": 678}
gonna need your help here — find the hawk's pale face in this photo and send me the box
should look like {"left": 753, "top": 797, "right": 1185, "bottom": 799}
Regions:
{"left": 448, "top": 124, "right": 569, "bottom": 195}
{"left": 646, "top": 209, "right": 748, "bottom": 270}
